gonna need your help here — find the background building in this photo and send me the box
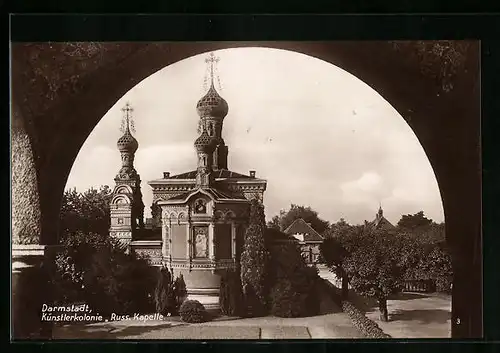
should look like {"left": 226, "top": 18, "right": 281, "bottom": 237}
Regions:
{"left": 284, "top": 218, "right": 324, "bottom": 264}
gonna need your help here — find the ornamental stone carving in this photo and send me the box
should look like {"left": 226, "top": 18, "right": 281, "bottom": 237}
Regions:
{"left": 134, "top": 248, "right": 163, "bottom": 266}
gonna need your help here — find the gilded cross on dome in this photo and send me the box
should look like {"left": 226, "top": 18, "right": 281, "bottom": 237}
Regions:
{"left": 120, "top": 102, "right": 136, "bottom": 134}
{"left": 205, "top": 52, "right": 220, "bottom": 67}
{"left": 203, "top": 52, "right": 222, "bottom": 90}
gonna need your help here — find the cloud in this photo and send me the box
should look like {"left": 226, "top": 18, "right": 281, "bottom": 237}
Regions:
{"left": 340, "top": 171, "right": 386, "bottom": 206}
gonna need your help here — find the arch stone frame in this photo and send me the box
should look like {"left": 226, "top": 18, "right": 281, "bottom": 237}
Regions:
{"left": 10, "top": 41, "right": 480, "bottom": 338}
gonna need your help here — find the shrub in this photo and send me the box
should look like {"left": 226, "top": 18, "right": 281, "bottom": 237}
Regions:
{"left": 179, "top": 300, "right": 209, "bottom": 323}
{"left": 219, "top": 270, "right": 245, "bottom": 316}
{"left": 82, "top": 239, "right": 157, "bottom": 317}
{"left": 53, "top": 231, "right": 109, "bottom": 304}
{"left": 53, "top": 231, "right": 156, "bottom": 317}
{"left": 270, "top": 279, "right": 307, "bottom": 317}
{"left": 341, "top": 301, "right": 391, "bottom": 338}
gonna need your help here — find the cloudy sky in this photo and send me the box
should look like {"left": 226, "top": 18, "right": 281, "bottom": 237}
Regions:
{"left": 66, "top": 47, "right": 444, "bottom": 225}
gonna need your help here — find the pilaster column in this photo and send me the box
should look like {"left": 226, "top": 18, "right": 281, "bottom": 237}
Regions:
{"left": 208, "top": 223, "right": 215, "bottom": 261}
{"left": 186, "top": 221, "right": 191, "bottom": 260}
{"left": 161, "top": 219, "right": 169, "bottom": 259}
{"left": 231, "top": 222, "right": 237, "bottom": 260}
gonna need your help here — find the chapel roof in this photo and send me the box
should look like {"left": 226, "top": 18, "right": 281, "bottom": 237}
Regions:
{"left": 161, "top": 187, "right": 247, "bottom": 204}
{"left": 152, "top": 169, "right": 257, "bottom": 181}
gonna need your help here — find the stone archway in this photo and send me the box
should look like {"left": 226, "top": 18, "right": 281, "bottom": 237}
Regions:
{"left": 11, "top": 41, "right": 480, "bottom": 338}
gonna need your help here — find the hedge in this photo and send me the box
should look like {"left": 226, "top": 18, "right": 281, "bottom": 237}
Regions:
{"left": 341, "top": 301, "right": 391, "bottom": 338}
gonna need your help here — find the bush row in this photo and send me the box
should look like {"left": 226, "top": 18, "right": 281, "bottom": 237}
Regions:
{"left": 341, "top": 301, "right": 391, "bottom": 339}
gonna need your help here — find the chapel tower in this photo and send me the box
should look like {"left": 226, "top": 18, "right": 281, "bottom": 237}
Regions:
{"left": 109, "top": 103, "right": 145, "bottom": 245}
{"left": 196, "top": 52, "right": 229, "bottom": 171}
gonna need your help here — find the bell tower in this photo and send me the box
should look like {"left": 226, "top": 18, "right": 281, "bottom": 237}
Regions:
{"left": 109, "top": 103, "right": 145, "bottom": 245}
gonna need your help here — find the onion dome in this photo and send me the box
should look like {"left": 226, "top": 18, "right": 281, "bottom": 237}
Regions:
{"left": 194, "top": 129, "right": 216, "bottom": 153}
{"left": 117, "top": 129, "right": 138, "bottom": 153}
{"left": 196, "top": 83, "right": 229, "bottom": 120}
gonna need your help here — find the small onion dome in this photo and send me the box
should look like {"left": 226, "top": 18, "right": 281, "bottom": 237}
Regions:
{"left": 194, "top": 129, "right": 216, "bottom": 153}
{"left": 117, "top": 129, "right": 138, "bottom": 153}
{"left": 196, "top": 84, "right": 229, "bottom": 120}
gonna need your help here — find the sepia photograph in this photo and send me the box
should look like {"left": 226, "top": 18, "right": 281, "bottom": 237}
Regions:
{"left": 11, "top": 40, "right": 481, "bottom": 340}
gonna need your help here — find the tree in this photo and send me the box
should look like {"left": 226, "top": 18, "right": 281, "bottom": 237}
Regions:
{"left": 418, "top": 222, "right": 446, "bottom": 245}
{"left": 410, "top": 242, "right": 453, "bottom": 292}
{"left": 240, "top": 199, "right": 270, "bottom": 316}
{"left": 59, "top": 185, "right": 112, "bottom": 239}
{"left": 324, "top": 218, "right": 351, "bottom": 239}
{"left": 320, "top": 237, "right": 350, "bottom": 300}
{"left": 396, "top": 211, "right": 433, "bottom": 232}
{"left": 267, "top": 204, "right": 330, "bottom": 234}
{"left": 341, "top": 227, "right": 408, "bottom": 322}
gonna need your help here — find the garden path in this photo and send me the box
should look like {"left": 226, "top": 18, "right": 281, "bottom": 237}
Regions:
{"left": 53, "top": 277, "right": 363, "bottom": 339}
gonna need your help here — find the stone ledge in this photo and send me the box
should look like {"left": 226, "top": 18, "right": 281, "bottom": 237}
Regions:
{"left": 12, "top": 244, "right": 62, "bottom": 257}
{"left": 130, "top": 240, "right": 162, "bottom": 246}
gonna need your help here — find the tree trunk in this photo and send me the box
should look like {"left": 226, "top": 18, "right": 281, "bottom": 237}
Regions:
{"left": 341, "top": 270, "right": 349, "bottom": 300}
{"left": 378, "top": 296, "right": 389, "bottom": 322}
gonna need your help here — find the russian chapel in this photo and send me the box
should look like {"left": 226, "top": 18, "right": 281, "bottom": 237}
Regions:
{"left": 109, "top": 52, "right": 267, "bottom": 309}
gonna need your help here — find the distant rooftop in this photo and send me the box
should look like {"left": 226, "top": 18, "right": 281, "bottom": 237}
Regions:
{"left": 284, "top": 218, "right": 324, "bottom": 242}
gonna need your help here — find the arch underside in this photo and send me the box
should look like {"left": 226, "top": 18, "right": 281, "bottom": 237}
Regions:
{"left": 10, "top": 41, "right": 481, "bottom": 338}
